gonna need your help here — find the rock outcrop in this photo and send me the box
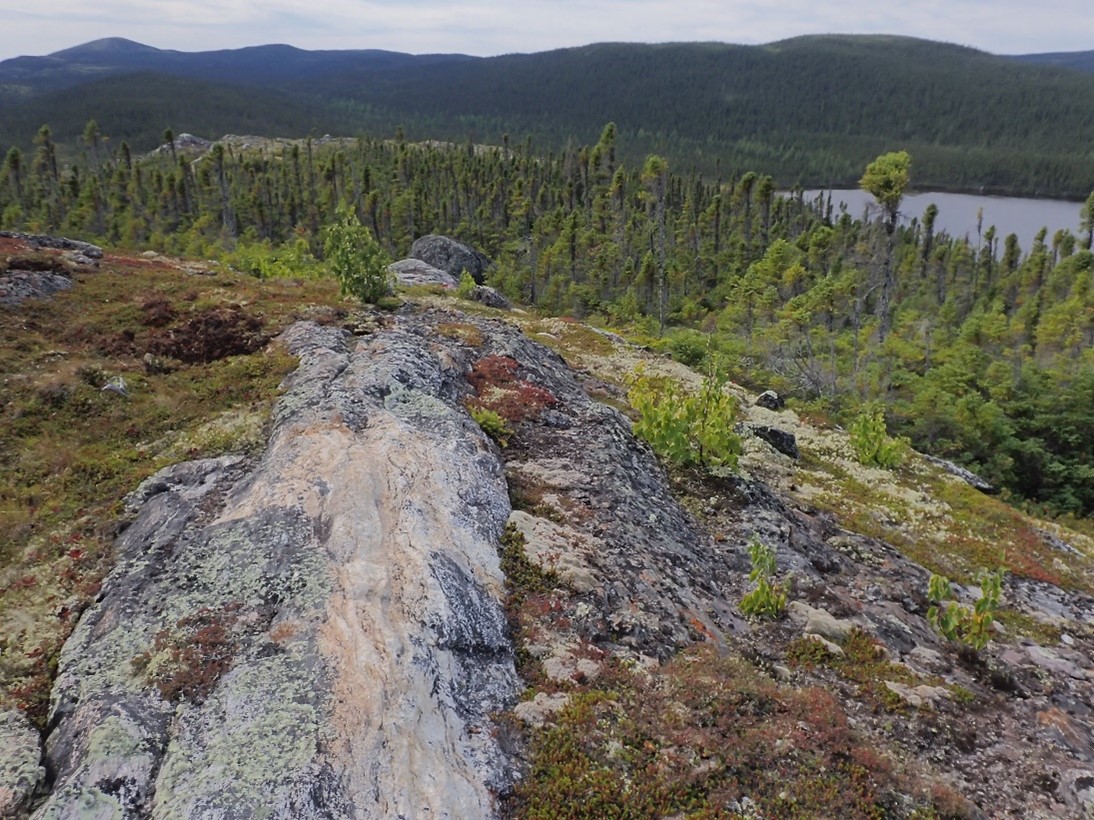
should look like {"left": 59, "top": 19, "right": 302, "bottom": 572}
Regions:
{"left": 34, "top": 318, "right": 520, "bottom": 818}
{"left": 409, "top": 235, "right": 491, "bottom": 284}
{"left": 8, "top": 297, "right": 1094, "bottom": 819}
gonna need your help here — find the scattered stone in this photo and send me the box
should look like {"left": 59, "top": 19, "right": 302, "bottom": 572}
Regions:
{"left": 884, "top": 681, "right": 951, "bottom": 709}
{"left": 754, "top": 390, "right": 785, "bottom": 410}
{"left": 749, "top": 425, "right": 799, "bottom": 459}
{"left": 409, "top": 234, "right": 491, "bottom": 284}
{"left": 0, "top": 710, "right": 45, "bottom": 818}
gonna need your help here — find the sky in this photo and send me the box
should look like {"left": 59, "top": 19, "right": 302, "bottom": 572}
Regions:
{"left": 1, "top": 0, "right": 1092, "bottom": 62}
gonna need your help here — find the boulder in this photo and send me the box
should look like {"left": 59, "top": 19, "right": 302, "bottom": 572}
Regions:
{"left": 921, "top": 453, "right": 997, "bottom": 494}
{"left": 749, "top": 424, "right": 799, "bottom": 459}
{"left": 468, "top": 284, "right": 512, "bottom": 310}
{"left": 754, "top": 389, "right": 785, "bottom": 410}
{"left": 410, "top": 235, "right": 491, "bottom": 284}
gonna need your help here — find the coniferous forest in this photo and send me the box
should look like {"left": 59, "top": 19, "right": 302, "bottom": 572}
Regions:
{"left": 2, "top": 123, "right": 1092, "bottom": 517}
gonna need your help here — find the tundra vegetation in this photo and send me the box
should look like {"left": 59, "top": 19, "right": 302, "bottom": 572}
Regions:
{"left": 1, "top": 123, "right": 1092, "bottom": 818}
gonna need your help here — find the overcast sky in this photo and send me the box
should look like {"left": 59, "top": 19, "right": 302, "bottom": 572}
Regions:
{"left": 2, "top": 0, "right": 1092, "bottom": 62}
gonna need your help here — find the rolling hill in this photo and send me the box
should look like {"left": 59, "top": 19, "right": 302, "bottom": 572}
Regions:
{"left": 2, "top": 35, "right": 1094, "bottom": 196}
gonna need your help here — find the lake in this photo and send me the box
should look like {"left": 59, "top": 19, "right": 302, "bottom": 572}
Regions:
{"left": 796, "top": 189, "right": 1086, "bottom": 252}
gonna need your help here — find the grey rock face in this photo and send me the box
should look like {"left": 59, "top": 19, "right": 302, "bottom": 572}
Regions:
{"left": 409, "top": 235, "right": 490, "bottom": 284}
{"left": 0, "top": 270, "right": 74, "bottom": 306}
{"left": 36, "top": 319, "right": 519, "bottom": 818}
{"left": 0, "top": 711, "right": 44, "bottom": 817}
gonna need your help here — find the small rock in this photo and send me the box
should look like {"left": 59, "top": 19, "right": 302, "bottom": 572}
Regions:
{"left": 909, "top": 645, "right": 950, "bottom": 674}
{"left": 884, "top": 681, "right": 951, "bottom": 708}
{"left": 921, "top": 453, "right": 997, "bottom": 494}
{"left": 512, "top": 692, "right": 570, "bottom": 728}
{"left": 1061, "top": 634, "right": 1075, "bottom": 647}
{"left": 805, "top": 633, "right": 845, "bottom": 656}
{"left": 788, "top": 601, "right": 856, "bottom": 642}
{"left": 468, "top": 284, "right": 512, "bottom": 310}
{"left": 755, "top": 390, "right": 785, "bottom": 410}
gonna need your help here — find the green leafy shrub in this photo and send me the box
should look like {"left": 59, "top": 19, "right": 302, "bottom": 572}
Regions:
{"left": 927, "top": 566, "right": 1005, "bottom": 651}
{"left": 849, "top": 403, "right": 908, "bottom": 468}
{"left": 455, "top": 270, "right": 477, "bottom": 299}
{"left": 469, "top": 405, "right": 511, "bottom": 447}
{"left": 322, "top": 205, "right": 391, "bottom": 303}
{"left": 739, "top": 536, "right": 787, "bottom": 619}
{"left": 628, "top": 369, "right": 740, "bottom": 470}
{"left": 232, "top": 238, "right": 322, "bottom": 280}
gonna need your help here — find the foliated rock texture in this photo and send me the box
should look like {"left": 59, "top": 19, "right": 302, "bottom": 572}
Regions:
{"left": 35, "top": 318, "right": 519, "bottom": 819}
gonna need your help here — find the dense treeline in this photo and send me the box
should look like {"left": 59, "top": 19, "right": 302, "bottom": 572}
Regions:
{"left": 4, "top": 36, "right": 1094, "bottom": 196}
{"left": 2, "top": 123, "right": 1091, "bottom": 515}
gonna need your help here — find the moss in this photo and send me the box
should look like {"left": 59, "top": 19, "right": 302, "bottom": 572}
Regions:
{"left": 0, "top": 251, "right": 321, "bottom": 724}
{"left": 511, "top": 646, "right": 920, "bottom": 818}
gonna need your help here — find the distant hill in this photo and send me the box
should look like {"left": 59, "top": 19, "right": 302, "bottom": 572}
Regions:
{"left": 3, "top": 35, "right": 1094, "bottom": 196}
{"left": 1009, "top": 49, "right": 1094, "bottom": 74}
{"left": 0, "top": 37, "right": 472, "bottom": 98}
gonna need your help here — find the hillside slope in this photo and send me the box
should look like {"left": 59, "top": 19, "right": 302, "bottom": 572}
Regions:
{"left": 3, "top": 36, "right": 1094, "bottom": 194}
{"left": 0, "top": 235, "right": 1091, "bottom": 817}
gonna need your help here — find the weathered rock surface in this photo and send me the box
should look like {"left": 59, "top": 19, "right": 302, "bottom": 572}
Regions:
{"left": 409, "top": 235, "right": 490, "bottom": 284}
{"left": 388, "top": 257, "right": 458, "bottom": 289}
{"left": 0, "top": 711, "right": 44, "bottom": 817}
{"left": 466, "top": 284, "right": 511, "bottom": 310}
{"left": 0, "top": 270, "right": 73, "bottom": 306}
{"left": 34, "top": 318, "right": 520, "bottom": 818}
{"left": 13, "top": 299, "right": 1094, "bottom": 819}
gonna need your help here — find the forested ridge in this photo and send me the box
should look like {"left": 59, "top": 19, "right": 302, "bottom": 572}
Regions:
{"left": 4, "top": 35, "right": 1094, "bottom": 196}
{"left": 2, "top": 124, "right": 1092, "bottom": 517}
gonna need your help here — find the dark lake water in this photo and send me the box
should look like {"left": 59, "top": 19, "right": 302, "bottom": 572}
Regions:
{"left": 797, "top": 189, "right": 1085, "bottom": 252}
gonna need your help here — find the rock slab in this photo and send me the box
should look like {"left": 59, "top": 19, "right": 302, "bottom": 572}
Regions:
{"left": 35, "top": 319, "right": 519, "bottom": 818}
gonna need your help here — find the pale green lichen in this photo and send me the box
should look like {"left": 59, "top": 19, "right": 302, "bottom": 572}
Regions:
{"left": 383, "top": 383, "right": 452, "bottom": 422}
{"left": 152, "top": 651, "right": 328, "bottom": 818}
